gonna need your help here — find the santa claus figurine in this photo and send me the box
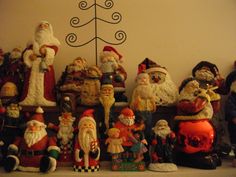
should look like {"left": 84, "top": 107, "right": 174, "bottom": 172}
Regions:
{"left": 99, "top": 46, "right": 128, "bottom": 106}
{"left": 174, "top": 77, "right": 221, "bottom": 169}
{"left": 48, "top": 106, "right": 76, "bottom": 166}
{"left": 74, "top": 109, "right": 100, "bottom": 172}
{"left": 19, "top": 21, "right": 60, "bottom": 106}
{"left": 225, "top": 69, "right": 236, "bottom": 167}
{"left": 130, "top": 72, "right": 156, "bottom": 140}
{"left": 4, "top": 107, "right": 60, "bottom": 173}
{"left": 149, "top": 119, "right": 177, "bottom": 172}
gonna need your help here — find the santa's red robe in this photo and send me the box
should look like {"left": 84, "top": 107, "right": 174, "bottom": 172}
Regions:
{"left": 74, "top": 138, "right": 100, "bottom": 170}
{"left": 20, "top": 44, "right": 58, "bottom": 106}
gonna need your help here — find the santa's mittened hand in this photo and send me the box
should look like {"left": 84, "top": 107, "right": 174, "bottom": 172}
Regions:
{"left": 89, "top": 150, "right": 99, "bottom": 159}
{"left": 79, "top": 150, "right": 84, "bottom": 158}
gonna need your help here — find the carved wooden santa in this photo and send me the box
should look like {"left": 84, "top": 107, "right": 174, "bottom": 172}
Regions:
{"left": 4, "top": 107, "right": 60, "bottom": 173}
{"left": 19, "top": 21, "right": 60, "bottom": 106}
{"left": 74, "top": 109, "right": 100, "bottom": 172}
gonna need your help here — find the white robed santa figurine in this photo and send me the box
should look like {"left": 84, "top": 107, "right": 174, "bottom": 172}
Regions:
{"left": 19, "top": 21, "right": 60, "bottom": 106}
{"left": 74, "top": 109, "right": 100, "bottom": 172}
{"left": 4, "top": 107, "right": 60, "bottom": 173}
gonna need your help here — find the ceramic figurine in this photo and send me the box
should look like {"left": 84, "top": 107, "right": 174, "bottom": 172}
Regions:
{"left": 0, "top": 82, "right": 19, "bottom": 106}
{"left": 113, "top": 107, "right": 146, "bottom": 171}
{"left": 99, "top": 46, "right": 128, "bottom": 106}
{"left": 225, "top": 69, "right": 236, "bottom": 167}
{"left": 57, "top": 57, "right": 88, "bottom": 112}
{"left": 0, "top": 102, "right": 24, "bottom": 166}
{"left": 130, "top": 72, "right": 156, "bottom": 140}
{"left": 80, "top": 65, "right": 102, "bottom": 106}
{"left": 74, "top": 109, "right": 100, "bottom": 172}
{"left": 99, "top": 83, "right": 115, "bottom": 133}
{"left": 19, "top": 21, "right": 60, "bottom": 106}
{"left": 105, "top": 128, "right": 124, "bottom": 162}
{"left": 0, "top": 47, "right": 24, "bottom": 103}
{"left": 48, "top": 110, "right": 76, "bottom": 166}
{"left": 4, "top": 107, "right": 60, "bottom": 172}
{"left": 174, "top": 77, "right": 221, "bottom": 169}
{"left": 138, "top": 58, "right": 179, "bottom": 107}
{"left": 149, "top": 119, "right": 177, "bottom": 172}
{"left": 192, "top": 61, "right": 230, "bottom": 156}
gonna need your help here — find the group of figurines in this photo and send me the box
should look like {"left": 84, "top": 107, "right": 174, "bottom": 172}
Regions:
{"left": 0, "top": 20, "right": 236, "bottom": 174}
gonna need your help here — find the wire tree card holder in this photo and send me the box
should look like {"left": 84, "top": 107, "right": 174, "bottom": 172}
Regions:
{"left": 65, "top": 0, "right": 127, "bottom": 65}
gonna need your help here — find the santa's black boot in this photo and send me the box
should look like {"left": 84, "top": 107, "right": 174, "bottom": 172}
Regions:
{"left": 40, "top": 156, "right": 51, "bottom": 173}
{"left": 4, "top": 156, "right": 17, "bottom": 172}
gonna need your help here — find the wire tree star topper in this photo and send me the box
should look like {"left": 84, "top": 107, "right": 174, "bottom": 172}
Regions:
{"left": 65, "top": 0, "right": 127, "bottom": 65}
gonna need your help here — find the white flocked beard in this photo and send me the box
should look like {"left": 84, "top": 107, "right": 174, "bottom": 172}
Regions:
{"left": 153, "top": 126, "right": 171, "bottom": 139}
{"left": 151, "top": 73, "right": 178, "bottom": 106}
{"left": 24, "top": 127, "right": 47, "bottom": 147}
{"left": 119, "top": 114, "right": 135, "bottom": 126}
{"left": 57, "top": 122, "right": 74, "bottom": 145}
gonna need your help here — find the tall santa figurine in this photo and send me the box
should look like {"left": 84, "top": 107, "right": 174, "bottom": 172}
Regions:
{"left": 74, "top": 109, "right": 100, "bottom": 172}
{"left": 4, "top": 107, "right": 60, "bottom": 173}
{"left": 20, "top": 21, "right": 60, "bottom": 106}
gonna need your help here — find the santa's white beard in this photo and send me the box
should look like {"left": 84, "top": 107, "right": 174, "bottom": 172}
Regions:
{"left": 134, "top": 85, "right": 153, "bottom": 99}
{"left": 35, "top": 29, "right": 60, "bottom": 47}
{"left": 195, "top": 70, "right": 214, "bottom": 82}
{"left": 151, "top": 74, "right": 178, "bottom": 106}
{"left": 179, "top": 89, "right": 198, "bottom": 102}
{"left": 154, "top": 127, "right": 171, "bottom": 139}
{"left": 24, "top": 128, "right": 47, "bottom": 147}
{"left": 78, "top": 128, "right": 96, "bottom": 153}
{"left": 6, "top": 109, "right": 20, "bottom": 118}
{"left": 58, "top": 124, "right": 74, "bottom": 145}
{"left": 119, "top": 116, "right": 135, "bottom": 126}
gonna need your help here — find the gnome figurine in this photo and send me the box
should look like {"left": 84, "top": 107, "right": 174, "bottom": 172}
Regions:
{"left": 4, "top": 107, "right": 60, "bottom": 173}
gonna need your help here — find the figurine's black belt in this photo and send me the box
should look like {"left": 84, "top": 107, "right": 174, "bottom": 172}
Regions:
{"left": 20, "top": 150, "right": 46, "bottom": 156}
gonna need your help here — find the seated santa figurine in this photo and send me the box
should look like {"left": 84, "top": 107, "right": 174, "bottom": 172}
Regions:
{"left": 174, "top": 77, "right": 221, "bottom": 169}
{"left": 4, "top": 107, "right": 60, "bottom": 173}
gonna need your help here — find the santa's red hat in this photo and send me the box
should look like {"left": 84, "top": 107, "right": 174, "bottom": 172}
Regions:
{"left": 78, "top": 109, "right": 96, "bottom": 127}
{"left": 119, "top": 107, "right": 135, "bottom": 119}
{"left": 28, "top": 106, "right": 45, "bottom": 125}
{"left": 138, "top": 58, "right": 167, "bottom": 75}
{"left": 101, "top": 46, "right": 122, "bottom": 62}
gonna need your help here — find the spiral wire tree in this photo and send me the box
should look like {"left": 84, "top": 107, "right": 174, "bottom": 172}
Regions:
{"left": 65, "top": 0, "right": 127, "bottom": 65}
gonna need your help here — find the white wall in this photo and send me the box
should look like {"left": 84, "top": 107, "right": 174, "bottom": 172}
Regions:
{"left": 1, "top": 0, "right": 236, "bottom": 99}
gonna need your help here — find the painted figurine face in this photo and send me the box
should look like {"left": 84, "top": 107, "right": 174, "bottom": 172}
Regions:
{"left": 100, "top": 85, "right": 114, "bottom": 97}
{"left": 184, "top": 80, "right": 200, "bottom": 94}
{"left": 6, "top": 103, "right": 21, "bottom": 118}
{"left": 148, "top": 71, "right": 166, "bottom": 84}
{"left": 136, "top": 73, "right": 150, "bottom": 85}
{"left": 195, "top": 67, "right": 214, "bottom": 82}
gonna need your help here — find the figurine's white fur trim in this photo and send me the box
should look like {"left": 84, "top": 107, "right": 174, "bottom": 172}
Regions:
{"left": 23, "top": 50, "right": 34, "bottom": 68}
{"left": 18, "top": 165, "right": 40, "bottom": 172}
{"left": 8, "top": 155, "right": 19, "bottom": 171}
{"left": 146, "top": 67, "right": 167, "bottom": 74}
{"left": 48, "top": 146, "right": 60, "bottom": 153}
{"left": 114, "top": 87, "right": 125, "bottom": 92}
{"left": 100, "top": 51, "right": 119, "bottom": 61}
{"left": 19, "top": 54, "right": 56, "bottom": 106}
{"left": 48, "top": 157, "right": 57, "bottom": 172}
{"left": 8, "top": 144, "right": 18, "bottom": 152}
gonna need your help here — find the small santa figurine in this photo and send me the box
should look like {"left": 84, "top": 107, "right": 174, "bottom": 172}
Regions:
{"left": 130, "top": 72, "right": 156, "bottom": 140}
{"left": 99, "top": 83, "right": 115, "bottom": 133}
{"left": 225, "top": 69, "right": 236, "bottom": 167}
{"left": 48, "top": 107, "right": 76, "bottom": 166}
{"left": 20, "top": 21, "right": 60, "bottom": 106}
{"left": 114, "top": 108, "right": 137, "bottom": 162}
{"left": 149, "top": 119, "right": 177, "bottom": 172}
{"left": 74, "top": 109, "right": 100, "bottom": 172}
{"left": 4, "top": 107, "right": 60, "bottom": 173}
{"left": 99, "top": 46, "right": 128, "bottom": 106}
{"left": 174, "top": 77, "right": 221, "bottom": 169}
{"left": 138, "top": 58, "right": 179, "bottom": 107}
